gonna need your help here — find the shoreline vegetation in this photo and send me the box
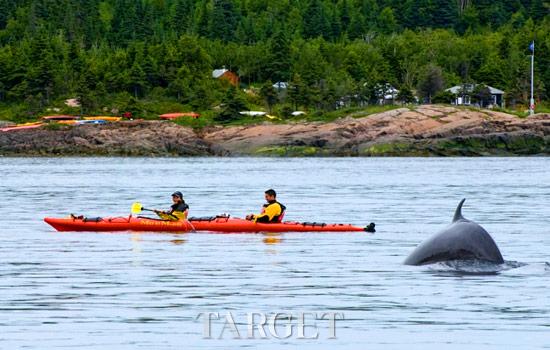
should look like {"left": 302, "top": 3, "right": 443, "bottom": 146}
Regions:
{"left": 0, "top": 1, "right": 549, "bottom": 126}
{"left": 1, "top": 105, "right": 548, "bottom": 157}
{"left": 1, "top": 2, "right": 548, "bottom": 156}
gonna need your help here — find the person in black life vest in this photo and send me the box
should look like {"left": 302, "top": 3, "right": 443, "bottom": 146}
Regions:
{"left": 155, "top": 191, "right": 189, "bottom": 221}
{"left": 246, "top": 189, "right": 286, "bottom": 223}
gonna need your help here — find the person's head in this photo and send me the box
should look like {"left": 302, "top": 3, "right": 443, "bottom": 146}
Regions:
{"left": 171, "top": 191, "right": 184, "bottom": 203}
{"left": 264, "top": 189, "right": 277, "bottom": 202}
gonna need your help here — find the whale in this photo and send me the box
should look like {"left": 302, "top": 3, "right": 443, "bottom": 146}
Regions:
{"left": 404, "top": 199, "right": 504, "bottom": 265}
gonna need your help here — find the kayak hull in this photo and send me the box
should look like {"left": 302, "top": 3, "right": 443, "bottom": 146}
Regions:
{"left": 44, "top": 216, "right": 193, "bottom": 232}
{"left": 44, "top": 216, "right": 372, "bottom": 233}
{"left": 189, "top": 217, "right": 367, "bottom": 233}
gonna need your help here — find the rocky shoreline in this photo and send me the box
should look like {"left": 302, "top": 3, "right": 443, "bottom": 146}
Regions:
{"left": 1, "top": 105, "right": 549, "bottom": 156}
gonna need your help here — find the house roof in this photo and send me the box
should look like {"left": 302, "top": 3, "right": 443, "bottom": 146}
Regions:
{"left": 212, "top": 69, "right": 228, "bottom": 78}
{"left": 273, "top": 82, "right": 288, "bottom": 89}
{"left": 487, "top": 86, "right": 505, "bottom": 94}
{"left": 446, "top": 84, "right": 504, "bottom": 95}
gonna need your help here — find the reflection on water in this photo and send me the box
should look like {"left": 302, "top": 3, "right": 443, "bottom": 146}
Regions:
{"left": 170, "top": 239, "right": 187, "bottom": 245}
{"left": 263, "top": 232, "right": 283, "bottom": 245}
{"left": 0, "top": 157, "right": 549, "bottom": 349}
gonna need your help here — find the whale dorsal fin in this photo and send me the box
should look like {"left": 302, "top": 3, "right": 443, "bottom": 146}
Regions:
{"left": 453, "top": 198, "right": 466, "bottom": 222}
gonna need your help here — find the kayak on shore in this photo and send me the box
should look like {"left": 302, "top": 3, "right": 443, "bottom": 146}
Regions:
{"left": 44, "top": 215, "right": 375, "bottom": 233}
{"left": 0, "top": 122, "right": 45, "bottom": 132}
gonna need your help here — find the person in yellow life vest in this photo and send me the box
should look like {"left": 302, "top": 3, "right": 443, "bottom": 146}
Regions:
{"left": 246, "top": 189, "right": 286, "bottom": 223}
{"left": 155, "top": 191, "right": 189, "bottom": 221}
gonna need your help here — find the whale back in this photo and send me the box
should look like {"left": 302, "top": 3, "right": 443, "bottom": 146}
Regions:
{"left": 404, "top": 199, "right": 504, "bottom": 266}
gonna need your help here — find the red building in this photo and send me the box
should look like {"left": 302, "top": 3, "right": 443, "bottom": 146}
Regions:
{"left": 212, "top": 68, "right": 239, "bottom": 86}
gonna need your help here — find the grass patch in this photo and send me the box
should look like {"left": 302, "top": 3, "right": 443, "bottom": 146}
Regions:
{"left": 254, "top": 145, "right": 322, "bottom": 156}
{"left": 303, "top": 105, "right": 402, "bottom": 123}
{"left": 361, "top": 142, "right": 413, "bottom": 155}
{"left": 0, "top": 102, "right": 37, "bottom": 123}
{"left": 43, "top": 122, "right": 71, "bottom": 131}
{"left": 173, "top": 110, "right": 216, "bottom": 130}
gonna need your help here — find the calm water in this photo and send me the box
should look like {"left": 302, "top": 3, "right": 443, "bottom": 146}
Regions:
{"left": 1, "top": 157, "right": 549, "bottom": 349}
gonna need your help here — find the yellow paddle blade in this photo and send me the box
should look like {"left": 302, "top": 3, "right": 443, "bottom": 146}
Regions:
{"left": 131, "top": 202, "right": 143, "bottom": 214}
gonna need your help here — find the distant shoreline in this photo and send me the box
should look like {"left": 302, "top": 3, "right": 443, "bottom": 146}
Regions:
{"left": 1, "top": 105, "right": 548, "bottom": 157}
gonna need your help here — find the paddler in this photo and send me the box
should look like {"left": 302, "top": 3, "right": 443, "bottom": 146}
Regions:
{"left": 246, "top": 189, "right": 286, "bottom": 223}
{"left": 155, "top": 191, "right": 189, "bottom": 221}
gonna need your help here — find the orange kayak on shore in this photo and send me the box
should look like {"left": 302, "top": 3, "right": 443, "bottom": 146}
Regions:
{"left": 0, "top": 122, "right": 44, "bottom": 132}
{"left": 44, "top": 215, "right": 375, "bottom": 233}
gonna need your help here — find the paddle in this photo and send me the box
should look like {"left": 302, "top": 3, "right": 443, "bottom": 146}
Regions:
{"left": 131, "top": 202, "right": 156, "bottom": 214}
{"left": 131, "top": 202, "right": 177, "bottom": 219}
{"left": 131, "top": 202, "right": 195, "bottom": 232}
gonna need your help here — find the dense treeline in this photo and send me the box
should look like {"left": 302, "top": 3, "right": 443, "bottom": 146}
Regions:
{"left": 0, "top": 0, "right": 548, "bottom": 120}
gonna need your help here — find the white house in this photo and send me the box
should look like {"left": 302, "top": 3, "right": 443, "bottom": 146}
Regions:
{"left": 365, "top": 83, "right": 399, "bottom": 105}
{"left": 446, "top": 84, "right": 505, "bottom": 108}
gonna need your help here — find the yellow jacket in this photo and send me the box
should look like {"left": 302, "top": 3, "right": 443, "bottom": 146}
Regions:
{"left": 158, "top": 211, "right": 187, "bottom": 221}
{"left": 254, "top": 201, "right": 286, "bottom": 223}
{"left": 157, "top": 201, "right": 189, "bottom": 221}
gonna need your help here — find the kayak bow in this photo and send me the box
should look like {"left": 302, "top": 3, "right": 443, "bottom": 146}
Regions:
{"left": 44, "top": 216, "right": 193, "bottom": 232}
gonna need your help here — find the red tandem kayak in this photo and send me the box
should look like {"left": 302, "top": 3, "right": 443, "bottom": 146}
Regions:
{"left": 44, "top": 215, "right": 375, "bottom": 233}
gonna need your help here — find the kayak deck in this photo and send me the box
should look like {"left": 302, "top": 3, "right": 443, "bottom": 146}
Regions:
{"left": 44, "top": 215, "right": 375, "bottom": 233}
{"left": 188, "top": 216, "right": 373, "bottom": 233}
{"left": 44, "top": 216, "right": 193, "bottom": 232}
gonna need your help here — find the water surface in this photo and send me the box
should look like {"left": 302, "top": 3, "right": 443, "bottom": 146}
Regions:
{"left": 1, "top": 157, "right": 549, "bottom": 349}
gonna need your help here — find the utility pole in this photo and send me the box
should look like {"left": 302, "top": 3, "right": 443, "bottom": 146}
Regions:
{"left": 529, "top": 40, "right": 535, "bottom": 116}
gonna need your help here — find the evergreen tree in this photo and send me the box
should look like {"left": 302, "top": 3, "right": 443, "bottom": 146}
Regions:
{"left": 128, "top": 62, "right": 146, "bottom": 98}
{"left": 378, "top": 7, "right": 397, "bottom": 34}
{"left": 417, "top": 65, "right": 445, "bottom": 103}
{"left": 195, "top": 0, "right": 211, "bottom": 37}
{"left": 266, "top": 29, "right": 291, "bottom": 82}
{"left": 260, "top": 80, "right": 277, "bottom": 113}
{"left": 396, "top": 86, "right": 416, "bottom": 104}
{"left": 303, "top": 0, "right": 330, "bottom": 39}
{"left": 169, "top": 66, "right": 192, "bottom": 101}
{"left": 0, "top": 0, "right": 17, "bottom": 30}
{"left": 76, "top": 67, "right": 99, "bottom": 115}
{"left": 288, "top": 73, "right": 309, "bottom": 110}
{"left": 347, "top": 13, "right": 366, "bottom": 40}
{"left": 210, "top": 0, "right": 240, "bottom": 42}
{"left": 339, "top": 0, "right": 351, "bottom": 28}
{"left": 111, "top": 0, "right": 138, "bottom": 43}
{"left": 27, "top": 33, "right": 56, "bottom": 104}
{"left": 403, "top": 0, "right": 432, "bottom": 28}
{"left": 432, "top": 90, "right": 456, "bottom": 104}
{"left": 472, "top": 84, "right": 492, "bottom": 107}
{"left": 431, "top": 0, "right": 459, "bottom": 28}
{"left": 456, "top": 5, "right": 480, "bottom": 34}
{"left": 173, "top": 0, "right": 194, "bottom": 34}
{"left": 215, "top": 87, "right": 248, "bottom": 123}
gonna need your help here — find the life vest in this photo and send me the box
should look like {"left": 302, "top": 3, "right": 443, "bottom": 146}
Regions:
{"left": 158, "top": 202, "right": 189, "bottom": 221}
{"left": 272, "top": 202, "right": 286, "bottom": 222}
{"left": 258, "top": 201, "right": 286, "bottom": 223}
